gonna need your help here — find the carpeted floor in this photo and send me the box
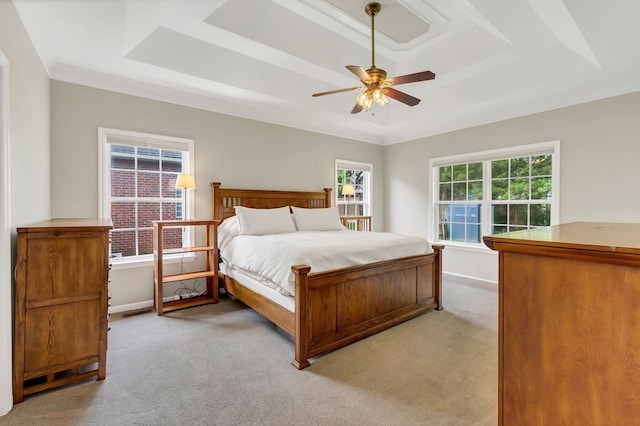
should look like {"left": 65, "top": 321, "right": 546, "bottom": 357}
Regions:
{"left": 0, "top": 275, "right": 497, "bottom": 426}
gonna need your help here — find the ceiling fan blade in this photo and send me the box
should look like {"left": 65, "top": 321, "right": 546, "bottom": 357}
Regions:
{"left": 383, "top": 87, "right": 421, "bottom": 107}
{"left": 351, "top": 103, "right": 363, "bottom": 114}
{"left": 387, "top": 70, "right": 435, "bottom": 86}
{"left": 312, "top": 86, "right": 363, "bottom": 97}
{"left": 346, "top": 65, "right": 371, "bottom": 83}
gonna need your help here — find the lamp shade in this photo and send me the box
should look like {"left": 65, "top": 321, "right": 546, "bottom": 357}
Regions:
{"left": 342, "top": 184, "right": 355, "bottom": 196}
{"left": 175, "top": 173, "right": 196, "bottom": 189}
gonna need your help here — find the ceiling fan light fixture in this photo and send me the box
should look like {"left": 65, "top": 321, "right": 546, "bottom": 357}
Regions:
{"left": 356, "top": 86, "right": 389, "bottom": 111}
{"left": 356, "top": 90, "right": 373, "bottom": 111}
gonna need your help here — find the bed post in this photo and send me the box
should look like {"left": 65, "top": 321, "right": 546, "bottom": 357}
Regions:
{"left": 291, "top": 264, "right": 311, "bottom": 369}
{"left": 323, "top": 188, "right": 332, "bottom": 207}
{"left": 431, "top": 244, "right": 444, "bottom": 310}
{"left": 211, "top": 182, "right": 222, "bottom": 221}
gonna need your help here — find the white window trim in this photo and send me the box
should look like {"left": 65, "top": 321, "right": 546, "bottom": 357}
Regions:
{"left": 0, "top": 50, "right": 13, "bottom": 415}
{"left": 428, "top": 140, "right": 560, "bottom": 247}
{"left": 98, "top": 128, "right": 195, "bottom": 269}
{"left": 335, "top": 159, "right": 373, "bottom": 216}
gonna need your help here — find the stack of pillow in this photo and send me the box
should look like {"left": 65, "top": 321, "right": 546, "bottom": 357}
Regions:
{"left": 233, "top": 206, "right": 345, "bottom": 235}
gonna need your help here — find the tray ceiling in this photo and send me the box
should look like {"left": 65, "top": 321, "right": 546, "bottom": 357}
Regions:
{"left": 12, "top": 0, "right": 640, "bottom": 145}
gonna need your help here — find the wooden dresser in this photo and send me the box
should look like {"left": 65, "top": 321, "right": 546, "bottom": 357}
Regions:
{"left": 14, "top": 218, "right": 112, "bottom": 403}
{"left": 483, "top": 222, "right": 640, "bottom": 425}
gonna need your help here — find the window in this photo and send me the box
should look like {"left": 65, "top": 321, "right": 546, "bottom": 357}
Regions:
{"left": 99, "top": 128, "right": 194, "bottom": 264}
{"left": 430, "top": 141, "right": 559, "bottom": 246}
{"left": 336, "top": 159, "right": 372, "bottom": 217}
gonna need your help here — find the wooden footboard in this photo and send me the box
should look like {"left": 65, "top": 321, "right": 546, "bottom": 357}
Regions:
{"left": 292, "top": 245, "right": 443, "bottom": 369}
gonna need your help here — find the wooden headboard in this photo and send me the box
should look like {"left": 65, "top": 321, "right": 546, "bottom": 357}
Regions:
{"left": 210, "top": 182, "right": 332, "bottom": 222}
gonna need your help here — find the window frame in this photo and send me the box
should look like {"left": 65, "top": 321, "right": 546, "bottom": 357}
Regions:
{"left": 428, "top": 141, "right": 560, "bottom": 248}
{"left": 335, "top": 159, "right": 373, "bottom": 217}
{"left": 98, "top": 127, "right": 195, "bottom": 269}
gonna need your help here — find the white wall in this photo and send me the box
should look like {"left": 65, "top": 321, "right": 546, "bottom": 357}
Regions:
{"left": 0, "top": 0, "right": 51, "bottom": 416}
{"left": 49, "top": 80, "right": 385, "bottom": 310}
{"left": 385, "top": 91, "right": 640, "bottom": 282}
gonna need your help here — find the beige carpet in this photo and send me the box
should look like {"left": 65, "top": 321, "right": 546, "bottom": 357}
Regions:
{"left": 1, "top": 276, "right": 497, "bottom": 426}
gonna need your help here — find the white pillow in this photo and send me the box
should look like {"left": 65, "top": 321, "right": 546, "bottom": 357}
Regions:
{"left": 217, "top": 216, "right": 240, "bottom": 250}
{"left": 291, "top": 206, "right": 345, "bottom": 231}
{"left": 234, "top": 206, "right": 296, "bottom": 235}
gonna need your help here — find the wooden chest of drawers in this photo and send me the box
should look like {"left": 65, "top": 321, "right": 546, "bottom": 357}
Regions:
{"left": 14, "top": 218, "right": 112, "bottom": 402}
{"left": 484, "top": 222, "right": 640, "bottom": 425}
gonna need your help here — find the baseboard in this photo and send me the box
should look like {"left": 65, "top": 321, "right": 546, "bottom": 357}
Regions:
{"left": 443, "top": 271, "right": 497, "bottom": 286}
{"left": 109, "top": 300, "right": 154, "bottom": 314}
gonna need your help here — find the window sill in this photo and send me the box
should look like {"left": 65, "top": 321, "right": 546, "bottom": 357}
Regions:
{"left": 110, "top": 252, "right": 196, "bottom": 271}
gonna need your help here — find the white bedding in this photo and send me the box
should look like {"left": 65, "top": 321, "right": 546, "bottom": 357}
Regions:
{"left": 220, "top": 228, "right": 432, "bottom": 297}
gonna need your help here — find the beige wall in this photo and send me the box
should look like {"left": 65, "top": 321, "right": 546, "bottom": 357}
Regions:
{"left": 385, "top": 91, "right": 640, "bottom": 282}
{"left": 0, "top": 3, "right": 51, "bottom": 225}
{"left": 50, "top": 80, "right": 385, "bottom": 309}
{"left": 0, "top": 0, "right": 51, "bottom": 416}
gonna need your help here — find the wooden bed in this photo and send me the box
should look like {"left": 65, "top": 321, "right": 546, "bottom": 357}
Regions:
{"left": 211, "top": 182, "right": 443, "bottom": 369}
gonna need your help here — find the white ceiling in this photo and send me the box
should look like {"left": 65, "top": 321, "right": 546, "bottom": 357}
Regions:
{"left": 12, "top": 0, "right": 640, "bottom": 145}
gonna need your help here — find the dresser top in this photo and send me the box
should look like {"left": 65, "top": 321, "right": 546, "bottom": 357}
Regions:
{"left": 17, "top": 218, "right": 113, "bottom": 232}
{"left": 483, "top": 222, "right": 640, "bottom": 254}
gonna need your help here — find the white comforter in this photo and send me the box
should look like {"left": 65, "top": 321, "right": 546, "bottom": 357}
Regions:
{"left": 221, "top": 230, "right": 432, "bottom": 296}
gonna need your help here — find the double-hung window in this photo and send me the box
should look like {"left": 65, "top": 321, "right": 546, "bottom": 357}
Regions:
{"left": 430, "top": 141, "right": 560, "bottom": 246}
{"left": 99, "top": 128, "right": 195, "bottom": 265}
{"left": 335, "top": 159, "right": 372, "bottom": 217}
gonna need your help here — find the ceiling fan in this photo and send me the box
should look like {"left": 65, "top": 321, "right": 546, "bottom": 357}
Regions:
{"left": 312, "top": 2, "right": 435, "bottom": 114}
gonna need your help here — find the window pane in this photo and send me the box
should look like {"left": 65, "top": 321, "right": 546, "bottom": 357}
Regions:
{"left": 467, "top": 204, "right": 481, "bottom": 224}
{"left": 492, "top": 204, "right": 508, "bottom": 225}
{"left": 162, "top": 173, "right": 179, "bottom": 198}
{"left": 468, "top": 162, "right": 482, "bottom": 180}
{"left": 138, "top": 202, "right": 160, "bottom": 228}
{"left": 162, "top": 227, "right": 182, "bottom": 250}
{"left": 439, "top": 166, "right": 452, "bottom": 182}
{"left": 439, "top": 183, "right": 452, "bottom": 201}
{"left": 137, "top": 171, "right": 160, "bottom": 197}
{"left": 111, "top": 202, "right": 135, "bottom": 229}
{"left": 531, "top": 155, "right": 552, "bottom": 176}
{"left": 111, "top": 170, "right": 136, "bottom": 197}
{"left": 530, "top": 204, "right": 551, "bottom": 226}
{"left": 162, "top": 202, "right": 180, "bottom": 221}
{"left": 438, "top": 205, "right": 450, "bottom": 240}
{"left": 492, "top": 225, "right": 508, "bottom": 235}
{"left": 353, "top": 171, "right": 364, "bottom": 185}
{"left": 510, "top": 178, "right": 530, "bottom": 200}
{"left": 531, "top": 177, "right": 552, "bottom": 199}
{"left": 492, "top": 179, "right": 508, "bottom": 200}
{"left": 452, "top": 182, "right": 466, "bottom": 200}
{"left": 510, "top": 157, "right": 529, "bottom": 177}
{"left": 468, "top": 181, "right": 483, "bottom": 200}
{"left": 509, "top": 204, "right": 528, "bottom": 226}
{"left": 137, "top": 148, "right": 160, "bottom": 171}
{"left": 111, "top": 230, "right": 136, "bottom": 257}
{"left": 161, "top": 150, "right": 183, "bottom": 172}
{"left": 138, "top": 229, "right": 153, "bottom": 255}
{"left": 453, "top": 164, "right": 467, "bottom": 181}
{"left": 111, "top": 145, "right": 135, "bottom": 170}
{"left": 492, "top": 159, "right": 508, "bottom": 179}
{"left": 466, "top": 224, "right": 481, "bottom": 243}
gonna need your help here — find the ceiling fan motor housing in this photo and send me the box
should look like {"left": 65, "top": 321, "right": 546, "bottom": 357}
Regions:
{"left": 366, "top": 66, "right": 387, "bottom": 84}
